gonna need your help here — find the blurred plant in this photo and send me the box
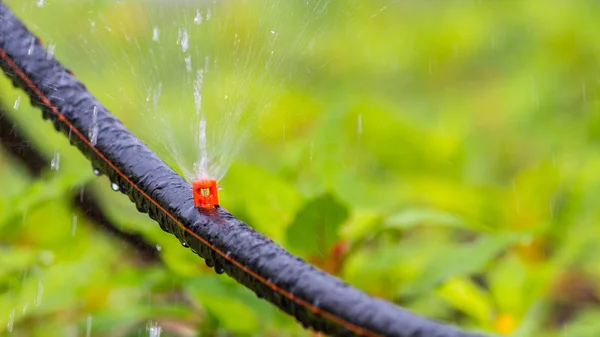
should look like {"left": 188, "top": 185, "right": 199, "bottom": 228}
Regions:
{"left": 2, "top": 0, "right": 600, "bottom": 336}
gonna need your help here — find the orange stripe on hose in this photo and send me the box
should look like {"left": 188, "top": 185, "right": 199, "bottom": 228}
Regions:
{"left": 0, "top": 47, "right": 379, "bottom": 337}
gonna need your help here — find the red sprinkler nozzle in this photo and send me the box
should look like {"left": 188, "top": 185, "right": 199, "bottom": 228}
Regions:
{"left": 192, "top": 178, "right": 219, "bottom": 209}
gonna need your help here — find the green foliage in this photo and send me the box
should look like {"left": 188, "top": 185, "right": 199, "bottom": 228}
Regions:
{"left": 2, "top": 0, "right": 600, "bottom": 336}
{"left": 1, "top": 171, "right": 93, "bottom": 229}
{"left": 400, "top": 232, "right": 526, "bottom": 298}
{"left": 184, "top": 276, "right": 261, "bottom": 333}
{"left": 383, "top": 208, "right": 485, "bottom": 232}
{"left": 285, "top": 193, "right": 349, "bottom": 256}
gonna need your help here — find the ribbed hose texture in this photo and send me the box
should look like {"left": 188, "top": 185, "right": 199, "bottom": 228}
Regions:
{"left": 0, "top": 3, "right": 484, "bottom": 337}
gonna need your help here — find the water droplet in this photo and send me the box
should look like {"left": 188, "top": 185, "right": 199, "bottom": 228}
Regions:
{"left": 28, "top": 37, "right": 35, "bottom": 55}
{"left": 85, "top": 315, "right": 92, "bottom": 337}
{"left": 270, "top": 30, "right": 275, "bottom": 34}
{"left": 89, "top": 106, "right": 98, "bottom": 146}
{"left": 151, "top": 82, "right": 162, "bottom": 109}
{"left": 194, "top": 69, "right": 203, "bottom": 115}
{"left": 155, "top": 244, "right": 162, "bottom": 251}
{"left": 205, "top": 259, "right": 214, "bottom": 267}
{"left": 93, "top": 168, "right": 101, "bottom": 176}
{"left": 178, "top": 28, "right": 189, "bottom": 52}
{"left": 36, "top": 0, "right": 44, "bottom": 8}
{"left": 196, "top": 116, "right": 209, "bottom": 177}
{"left": 147, "top": 321, "right": 162, "bottom": 337}
{"left": 90, "top": 20, "right": 96, "bottom": 33}
{"left": 111, "top": 182, "right": 120, "bottom": 191}
{"left": 35, "top": 279, "right": 43, "bottom": 306}
{"left": 45, "top": 43, "right": 55, "bottom": 60}
{"left": 14, "top": 95, "right": 20, "bottom": 110}
{"left": 215, "top": 266, "right": 224, "bottom": 274}
{"left": 181, "top": 241, "right": 189, "bottom": 248}
{"left": 71, "top": 214, "right": 78, "bottom": 236}
{"left": 152, "top": 27, "right": 160, "bottom": 42}
{"left": 206, "top": 8, "right": 212, "bottom": 20}
{"left": 204, "top": 55, "right": 210, "bottom": 73}
{"left": 217, "top": 186, "right": 223, "bottom": 191}
{"left": 50, "top": 149, "right": 60, "bottom": 170}
{"left": 226, "top": 250, "right": 231, "bottom": 256}
{"left": 7, "top": 308, "right": 14, "bottom": 332}
{"left": 184, "top": 55, "right": 192, "bottom": 73}
{"left": 194, "top": 10, "right": 203, "bottom": 24}
{"left": 22, "top": 301, "right": 28, "bottom": 314}
{"left": 80, "top": 186, "right": 85, "bottom": 203}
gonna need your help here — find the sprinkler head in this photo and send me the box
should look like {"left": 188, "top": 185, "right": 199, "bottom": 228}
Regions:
{"left": 192, "top": 177, "right": 219, "bottom": 209}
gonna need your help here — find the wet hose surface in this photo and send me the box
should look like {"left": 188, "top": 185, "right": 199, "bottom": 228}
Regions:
{"left": 0, "top": 3, "right": 484, "bottom": 337}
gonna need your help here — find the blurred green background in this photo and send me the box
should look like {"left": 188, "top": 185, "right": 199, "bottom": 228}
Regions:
{"left": 2, "top": 0, "right": 600, "bottom": 336}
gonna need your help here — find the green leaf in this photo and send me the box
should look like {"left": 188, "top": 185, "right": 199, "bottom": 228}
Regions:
{"left": 220, "top": 162, "right": 303, "bottom": 241}
{"left": 0, "top": 246, "right": 37, "bottom": 278}
{"left": 341, "top": 209, "right": 383, "bottom": 241}
{"left": 184, "top": 276, "right": 267, "bottom": 333}
{"left": 383, "top": 208, "right": 471, "bottom": 231}
{"left": 285, "top": 193, "right": 349, "bottom": 257}
{"left": 437, "top": 277, "right": 493, "bottom": 326}
{"left": 1, "top": 171, "right": 93, "bottom": 228}
{"left": 487, "top": 252, "right": 528, "bottom": 316}
{"left": 400, "top": 232, "right": 527, "bottom": 298}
